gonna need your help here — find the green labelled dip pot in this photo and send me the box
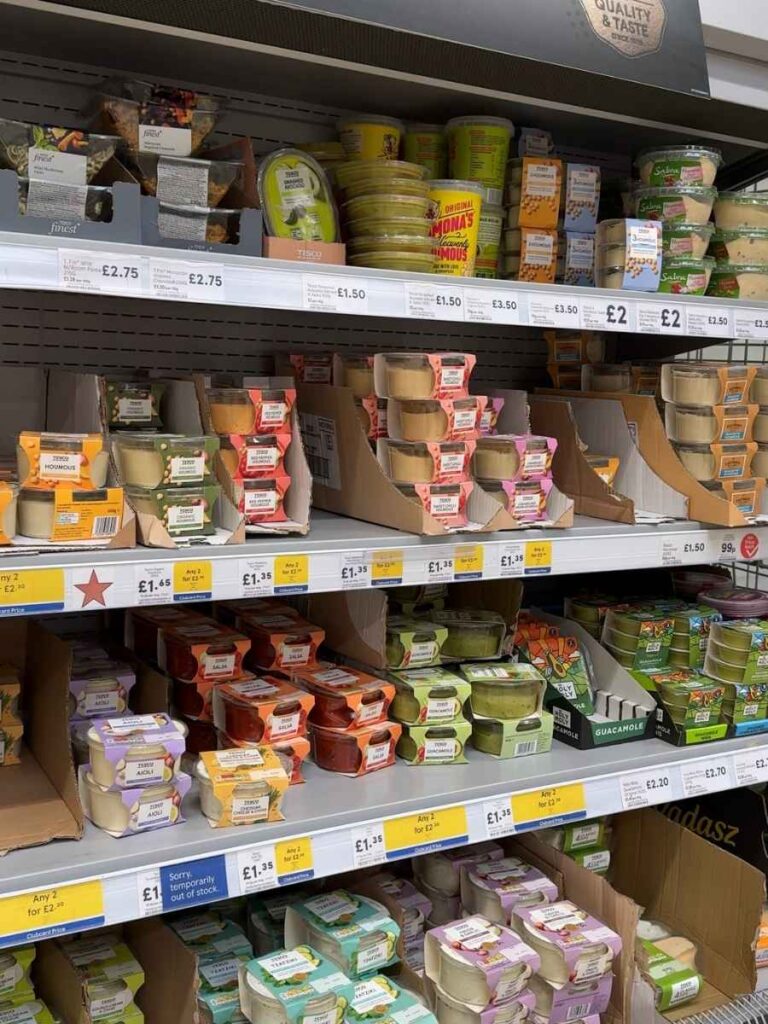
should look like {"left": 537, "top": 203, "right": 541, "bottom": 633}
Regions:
{"left": 446, "top": 116, "right": 514, "bottom": 205}
{"left": 404, "top": 124, "right": 447, "bottom": 179}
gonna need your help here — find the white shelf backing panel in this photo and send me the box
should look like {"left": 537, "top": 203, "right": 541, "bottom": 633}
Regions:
{"left": 2, "top": 732, "right": 767, "bottom": 944}
{"left": 0, "top": 511, "right": 761, "bottom": 617}
{"left": 1, "top": 234, "right": 764, "bottom": 343}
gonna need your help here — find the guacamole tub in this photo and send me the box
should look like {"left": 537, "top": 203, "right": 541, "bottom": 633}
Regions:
{"left": 397, "top": 721, "right": 471, "bottom": 765}
{"left": 427, "top": 179, "right": 484, "bottom": 277}
{"left": 465, "top": 663, "right": 544, "bottom": 719}
{"left": 446, "top": 116, "right": 514, "bottom": 205}
{"left": 337, "top": 115, "right": 404, "bottom": 161}
{"left": 404, "top": 124, "right": 446, "bottom": 178}
{"left": 432, "top": 610, "right": 506, "bottom": 660}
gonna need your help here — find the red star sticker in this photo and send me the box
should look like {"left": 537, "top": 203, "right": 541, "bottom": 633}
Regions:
{"left": 75, "top": 570, "right": 113, "bottom": 607}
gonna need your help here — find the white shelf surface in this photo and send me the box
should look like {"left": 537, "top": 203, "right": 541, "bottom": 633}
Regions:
{"left": 2, "top": 731, "right": 768, "bottom": 945}
{"left": 0, "top": 512, "right": 764, "bottom": 616}
{"left": 2, "top": 231, "right": 767, "bottom": 339}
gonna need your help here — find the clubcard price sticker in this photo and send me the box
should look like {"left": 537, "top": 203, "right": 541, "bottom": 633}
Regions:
{"left": 173, "top": 560, "right": 213, "bottom": 602}
{"left": 275, "top": 837, "right": 314, "bottom": 884}
{"left": 453, "top": 544, "right": 484, "bottom": 580}
{"left": 371, "top": 551, "right": 404, "bottom": 586}
{"left": 383, "top": 806, "right": 469, "bottom": 859}
{"left": 511, "top": 783, "right": 586, "bottom": 831}
{"left": 524, "top": 541, "right": 552, "bottom": 576}
{"left": 273, "top": 554, "right": 309, "bottom": 594}
{"left": 351, "top": 822, "right": 387, "bottom": 869}
{"left": 0, "top": 568, "right": 65, "bottom": 616}
{"left": 0, "top": 880, "right": 104, "bottom": 946}
{"left": 619, "top": 768, "right": 673, "bottom": 810}
{"left": 483, "top": 798, "right": 514, "bottom": 839}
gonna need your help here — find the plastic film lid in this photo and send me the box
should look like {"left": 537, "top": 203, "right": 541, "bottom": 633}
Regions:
{"left": 635, "top": 145, "right": 722, "bottom": 166}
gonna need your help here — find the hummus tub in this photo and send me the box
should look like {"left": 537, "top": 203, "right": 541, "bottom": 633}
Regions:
{"left": 707, "top": 262, "right": 768, "bottom": 301}
{"left": 115, "top": 433, "right": 219, "bottom": 488}
{"left": 381, "top": 439, "right": 473, "bottom": 485}
{"left": 446, "top": 117, "right": 514, "bottom": 205}
{"left": 106, "top": 379, "right": 166, "bottom": 429}
{"left": 404, "top": 124, "right": 447, "bottom": 178}
{"left": 414, "top": 841, "right": 504, "bottom": 896}
{"left": 476, "top": 204, "right": 504, "bottom": 278}
{"left": 220, "top": 434, "right": 291, "bottom": 480}
{"left": 17, "top": 431, "right": 108, "bottom": 490}
{"left": 582, "top": 364, "right": 631, "bottom": 393}
{"left": 348, "top": 214, "right": 431, "bottom": 239}
{"left": 337, "top": 115, "right": 404, "bottom": 160}
{"left": 461, "top": 857, "right": 559, "bottom": 925}
{"left": 714, "top": 191, "right": 768, "bottom": 229}
{"left": 709, "top": 226, "right": 768, "bottom": 262}
{"left": 344, "top": 193, "right": 430, "bottom": 223}
{"left": 636, "top": 146, "right": 722, "bottom": 187}
{"left": 375, "top": 352, "right": 475, "bottom": 401}
{"left": 393, "top": 396, "right": 486, "bottom": 442}
{"left": 634, "top": 185, "right": 716, "bottom": 224}
{"left": 343, "top": 176, "right": 430, "bottom": 200}
{"left": 127, "top": 483, "right": 219, "bottom": 536}
{"left": 512, "top": 901, "right": 621, "bottom": 985}
{"left": 427, "top": 179, "right": 484, "bottom": 277}
{"left": 87, "top": 713, "right": 187, "bottom": 788}
{"left": 347, "top": 234, "right": 433, "bottom": 258}
{"left": 425, "top": 915, "right": 540, "bottom": 1005}
{"left": 662, "top": 221, "right": 714, "bottom": 258}
{"left": 659, "top": 256, "right": 714, "bottom": 295}
{"left": 473, "top": 435, "right": 555, "bottom": 481}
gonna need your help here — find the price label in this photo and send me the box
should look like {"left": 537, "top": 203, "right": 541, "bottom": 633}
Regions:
{"left": 303, "top": 275, "right": 369, "bottom": 315}
{"left": 273, "top": 554, "right": 309, "bottom": 594}
{"left": 173, "top": 560, "right": 213, "bottom": 602}
{"left": 340, "top": 551, "right": 370, "bottom": 589}
{"left": 0, "top": 568, "right": 65, "bottom": 616}
{"left": 371, "top": 550, "right": 404, "bottom": 586}
{"left": 637, "top": 302, "right": 685, "bottom": 334}
{"left": 350, "top": 822, "right": 387, "bottom": 869}
{"left": 524, "top": 540, "right": 552, "bottom": 576}
{"left": 453, "top": 544, "right": 483, "bottom": 580}
{"left": 150, "top": 259, "right": 226, "bottom": 302}
{"left": 526, "top": 294, "right": 580, "bottom": 329}
{"left": 136, "top": 869, "right": 162, "bottom": 917}
{"left": 239, "top": 557, "right": 274, "bottom": 597}
{"left": 237, "top": 846, "right": 278, "bottom": 894}
{"left": 404, "top": 283, "right": 465, "bottom": 321}
{"left": 275, "top": 836, "right": 314, "bottom": 883}
{"left": 718, "top": 533, "right": 738, "bottom": 560}
{"left": 681, "top": 757, "right": 733, "bottom": 798}
{"left": 483, "top": 797, "right": 514, "bottom": 839}
{"left": 511, "top": 783, "right": 586, "bottom": 830}
{"left": 686, "top": 306, "right": 733, "bottom": 338}
{"left": 463, "top": 289, "right": 521, "bottom": 325}
{"left": 734, "top": 309, "right": 768, "bottom": 341}
{"left": 0, "top": 880, "right": 104, "bottom": 946}
{"left": 619, "top": 768, "right": 673, "bottom": 810}
{"left": 733, "top": 749, "right": 768, "bottom": 786}
{"left": 425, "top": 554, "right": 454, "bottom": 584}
{"left": 134, "top": 563, "right": 174, "bottom": 606}
{"left": 384, "top": 805, "right": 469, "bottom": 858}
{"left": 498, "top": 542, "right": 524, "bottom": 577}
{"left": 59, "top": 250, "right": 145, "bottom": 295}
{"left": 580, "top": 298, "right": 633, "bottom": 332}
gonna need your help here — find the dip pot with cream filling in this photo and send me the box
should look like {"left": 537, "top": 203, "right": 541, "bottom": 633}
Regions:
{"left": 83, "top": 773, "right": 184, "bottom": 835}
{"left": 583, "top": 363, "right": 632, "bottom": 393}
{"left": 114, "top": 433, "right": 219, "bottom": 488}
{"left": 707, "top": 263, "right": 768, "bottom": 301}
{"left": 635, "top": 146, "right": 722, "bottom": 187}
{"left": 634, "top": 184, "right": 717, "bottom": 225}
{"left": 197, "top": 761, "right": 272, "bottom": 826}
{"left": 340, "top": 355, "right": 374, "bottom": 398}
{"left": 754, "top": 368, "right": 768, "bottom": 405}
{"left": 240, "top": 963, "right": 340, "bottom": 1024}
{"left": 714, "top": 191, "right": 768, "bottom": 230}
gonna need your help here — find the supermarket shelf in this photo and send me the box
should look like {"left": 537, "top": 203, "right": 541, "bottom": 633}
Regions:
{"left": 2, "top": 731, "right": 768, "bottom": 943}
{"left": 0, "top": 512, "right": 764, "bottom": 616}
{"left": 1, "top": 231, "right": 767, "bottom": 340}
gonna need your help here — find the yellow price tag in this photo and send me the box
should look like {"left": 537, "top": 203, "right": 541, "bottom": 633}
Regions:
{"left": 0, "top": 880, "right": 104, "bottom": 944}
{"left": 512, "top": 783, "right": 586, "bottom": 828}
{"left": 274, "top": 554, "right": 309, "bottom": 593}
{"left": 454, "top": 544, "right": 484, "bottom": 579}
{"left": 0, "top": 568, "right": 65, "bottom": 614}
{"left": 173, "top": 560, "right": 212, "bottom": 601}
{"left": 371, "top": 550, "right": 403, "bottom": 585}
{"left": 275, "top": 836, "right": 314, "bottom": 881}
{"left": 524, "top": 540, "right": 552, "bottom": 576}
{"left": 384, "top": 805, "right": 468, "bottom": 856}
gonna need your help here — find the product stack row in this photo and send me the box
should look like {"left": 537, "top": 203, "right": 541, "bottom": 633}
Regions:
{"left": 205, "top": 380, "right": 296, "bottom": 528}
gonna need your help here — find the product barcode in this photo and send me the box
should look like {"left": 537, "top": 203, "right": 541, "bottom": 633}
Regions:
{"left": 306, "top": 453, "right": 332, "bottom": 484}
{"left": 566, "top": 1005, "right": 591, "bottom": 1021}
{"left": 514, "top": 740, "right": 538, "bottom": 756}
{"left": 92, "top": 516, "right": 118, "bottom": 537}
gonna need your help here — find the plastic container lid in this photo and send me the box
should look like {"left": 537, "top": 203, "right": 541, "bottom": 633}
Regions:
{"left": 634, "top": 185, "right": 717, "bottom": 200}
{"left": 699, "top": 585, "right": 768, "bottom": 618}
{"left": 635, "top": 145, "right": 722, "bottom": 167}
{"left": 427, "top": 178, "right": 486, "bottom": 195}
{"left": 445, "top": 116, "right": 515, "bottom": 132}
{"left": 337, "top": 114, "right": 405, "bottom": 130}
{"left": 717, "top": 191, "right": 768, "bottom": 207}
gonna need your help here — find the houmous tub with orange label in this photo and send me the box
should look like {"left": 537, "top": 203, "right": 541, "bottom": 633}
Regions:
{"left": 17, "top": 432, "right": 108, "bottom": 490}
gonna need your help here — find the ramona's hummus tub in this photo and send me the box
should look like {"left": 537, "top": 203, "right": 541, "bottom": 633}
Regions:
{"left": 428, "top": 180, "right": 484, "bottom": 277}
{"left": 446, "top": 117, "right": 514, "bottom": 205}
